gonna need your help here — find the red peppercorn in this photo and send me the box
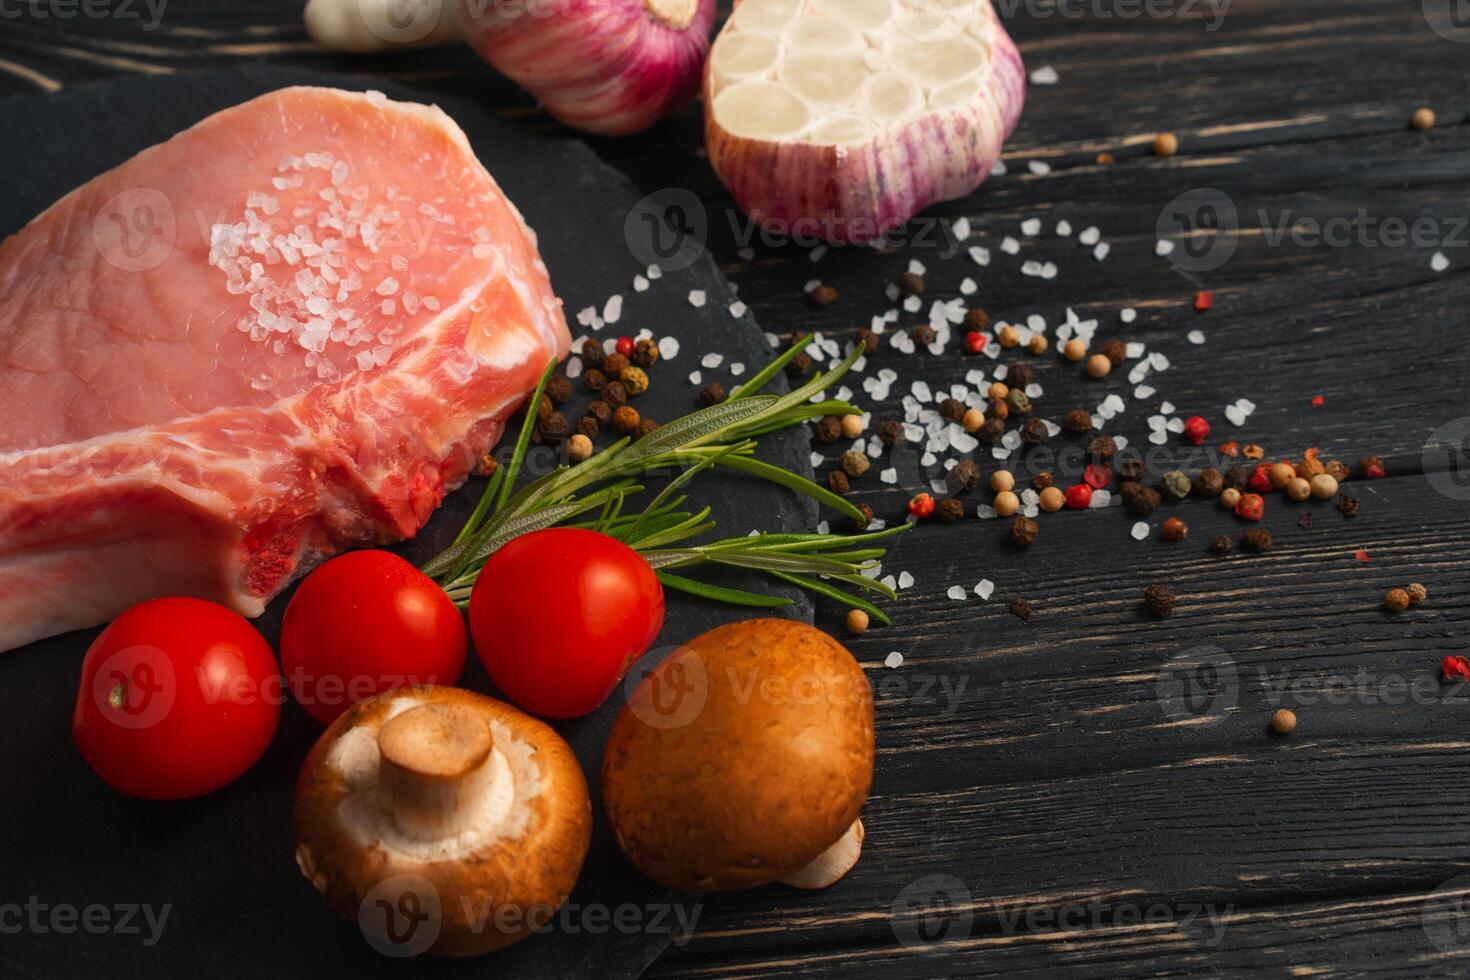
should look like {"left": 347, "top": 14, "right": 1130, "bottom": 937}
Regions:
{"left": 908, "top": 493, "right": 936, "bottom": 519}
{"left": 1194, "top": 290, "right": 1213, "bottom": 312}
{"left": 1310, "top": 395, "right": 1325, "bottom": 408}
{"left": 1235, "top": 493, "right": 1265, "bottom": 521}
{"left": 615, "top": 336, "right": 635, "bottom": 357}
{"left": 1360, "top": 457, "right": 1386, "bottom": 479}
{"left": 1444, "top": 656, "right": 1470, "bottom": 682}
{"left": 1248, "top": 463, "right": 1274, "bottom": 494}
{"left": 964, "top": 331, "right": 989, "bottom": 355}
{"left": 1083, "top": 463, "right": 1112, "bottom": 489}
{"left": 1182, "top": 415, "right": 1210, "bottom": 446}
{"left": 1065, "top": 484, "right": 1093, "bottom": 510}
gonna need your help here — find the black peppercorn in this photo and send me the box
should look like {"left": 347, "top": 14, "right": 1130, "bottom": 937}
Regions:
{"left": 1143, "top": 584, "right": 1177, "bottom": 618}
{"left": 538, "top": 411, "right": 569, "bottom": 444}
{"left": 637, "top": 418, "right": 659, "bottom": 439}
{"left": 632, "top": 338, "right": 660, "bottom": 367}
{"left": 964, "top": 308, "right": 989, "bottom": 331}
{"left": 1224, "top": 464, "right": 1250, "bottom": 491}
{"left": 912, "top": 323, "right": 937, "bottom": 346}
{"left": 576, "top": 415, "right": 599, "bottom": 439}
{"left": 603, "top": 381, "right": 628, "bottom": 407}
{"left": 1008, "top": 597, "right": 1033, "bottom": 621}
{"left": 986, "top": 396, "right": 1009, "bottom": 421}
{"left": 1209, "top": 534, "right": 1232, "bottom": 555}
{"left": 898, "top": 271, "right": 924, "bottom": 296}
{"left": 1063, "top": 409, "right": 1093, "bottom": 434}
{"left": 534, "top": 394, "right": 552, "bottom": 420}
{"left": 878, "top": 420, "right": 905, "bottom": 446}
{"left": 937, "top": 497, "right": 966, "bottom": 523}
{"left": 1089, "top": 435, "right": 1118, "bottom": 460}
{"left": 979, "top": 417, "right": 1006, "bottom": 444}
{"left": 1192, "top": 468, "right": 1224, "bottom": 498}
{"left": 1009, "top": 516, "right": 1039, "bottom": 546}
{"left": 1006, "top": 364, "right": 1034, "bottom": 388}
{"left": 580, "top": 338, "right": 604, "bottom": 365}
{"left": 785, "top": 352, "right": 813, "bottom": 378}
{"left": 1242, "top": 529, "right": 1273, "bottom": 553}
{"left": 1118, "top": 480, "right": 1141, "bottom": 503}
{"left": 855, "top": 328, "right": 881, "bottom": 354}
{"left": 700, "top": 382, "right": 726, "bottom": 406}
{"left": 947, "top": 459, "right": 981, "bottom": 493}
{"left": 612, "top": 405, "right": 640, "bottom": 434}
{"left": 851, "top": 502, "right": 875, "bottom": 531}
{"left": 813, "top": 416, "right": 842, "bottom": 443}
{"left": 1021, "top": 419, "right": 1049, "bottom": 446}
{"left": 809, "top": 284, "right": 837, "bottom": 307}
{"left": 1032, "top": 471, "right": 1054, "bottom": 491}
{"left": 1102, "top": 338, "right": 1127, "bottom": 366}
{"left": 939, "top": 398, "right": 966, "bottom": 424}
{"left": 1115, "top": 457, "right": 1145, "bottom": 482}
{"left": 1129, "top": 487, "right": 1161, "bottom": 516}
{"left": 586, "top": 400, "right": 611, "bottom": 424}
{"left": 583, "top": 367, "right": 608, "bottom": 392}
{"left": 602, "top": 352, "right": 629, "bottom": 377}
{"left": 545, "top": 374, "right": 573, "bottom": 405}
{"left": 827, "top": 469, "right": 850, "bottom": 494}
{"left": 1337, "top": 495, "right": 1360, "bottom": 517}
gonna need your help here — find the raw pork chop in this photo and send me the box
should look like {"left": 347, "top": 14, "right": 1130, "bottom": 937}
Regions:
{"left": 0, "top": 86, "right": 570, "bottom": 652}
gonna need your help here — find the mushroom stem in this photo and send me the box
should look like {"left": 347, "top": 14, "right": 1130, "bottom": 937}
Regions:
{"left": 780, "top": 819, "right": 864, "bottom": 890}
{"left": 378, "top": 703, "right": 499, "bottom": 841}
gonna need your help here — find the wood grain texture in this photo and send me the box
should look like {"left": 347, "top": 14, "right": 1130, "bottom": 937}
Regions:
{"left": 5, "top": 0, "right": 1470, "bottom": 976}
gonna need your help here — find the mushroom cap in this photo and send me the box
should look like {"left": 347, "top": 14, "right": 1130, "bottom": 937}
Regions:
{"left": 601, "top": 618, "right": 874, "bottom": 891}
{"left": 294, "top": 686, "right": 591, "bottom": 957}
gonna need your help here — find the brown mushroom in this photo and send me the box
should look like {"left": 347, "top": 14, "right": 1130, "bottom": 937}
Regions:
{"left": 294, "top": 686, "right": 591, "bottom": 957}
{"left": 601, "top": 619, "right": 873, "bottom": 891}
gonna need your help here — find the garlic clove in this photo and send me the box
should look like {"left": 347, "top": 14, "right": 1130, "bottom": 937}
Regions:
{"left": 459, "top": 0, "right": 717, "bottom": 136}
{"left": 705, "top": 0, "right": 1026, "bottom": 244}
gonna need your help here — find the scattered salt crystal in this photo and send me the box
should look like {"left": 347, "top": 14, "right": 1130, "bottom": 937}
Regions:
{"left": 899, "top": 571, "right": 914, "bottom": 589}
{"left": 1028, "top": 160, "right": 1052, "bottom": 175}
{"left": 902, "top": 295, "right": 922, "bottom": 313}
{"left": 1131, "top": 522, "right": 1150, "bottom": 541}
{"left": 701, "top": 352, "right": 723, "bottom": 369}
{"left": 1431, "top": 251, "right": 1450, "bottom": 272}
{"left": 1093, "top": 243, "right": 1111, "bottom": 261}
{"left": 646, "top": 264, "right": 662, "bottom": 280}
{"left": 1148, "top": 430, "right": 1169, "bottom": 445}
{"left": 976, "top": 505, "right": 996, "bottom": 519}
{"left": 375, "top": 277, "right": 399, "bottom": 296}
{"left": 810, "top": 452, "right": 825, "bottom": 468}
{"left": 884, "top": 652, "right": 904, "bottom": 669}
{"left": 1021, "top": 218, "right": 1042, "bottom": 236}
{"left": 953, "top": 217, "right": 971, "bottom": 240}
{"left": 687, "top": 290, "right": 706, "bottom": 308}
{"left": 1155, "top": 240, "right": 1175, "bottom": 257}
{"left": 809, "top": 245, "right": 828, "bottom": 263}
{"left": 737, "top": 247, "right": 754, "bottom": 260}
{"left": 975, "top": 579, "right": 995, "bottom": 600}
{"left": 1040, "top": 262, "right": 1059, "bottom": 280}
{"left": 729, "top": 301, "right": 747, "bottom": 318}
{"left": 1126, "top": 341, "right": 1146, "bottom": 358}
{"left": 908, "top": 258, "right": 926, "bottom": 276}
{"left": 991, "top": 159, "right": 1007, "bottom": 176}
{"left": 1236, "top": 398, "right": 1256, "bottom": 415}
{"left": 658, "top": 336, "right": 680, "bottom": 360}
{"left": 1079, "top": 226, "right": 1100, "bottom": 246}
{"left": 633, "top": 275, "right": 650, "bottom": 292}
{"left": 1134, "top": 385, "right": 1155, "bottom": 399}
{"left": 969, "top": 246, "right": 991, "bottom": 266}
{"left": 879, "top": 468, "right": 898, "bottom": 484}
{"left": 1121, "top": 307, "right": 1137, "bottom": 323}
{"left": 576, "top": 306, "right": 598, "bottom": 326}
{"left": 1224, "top": 404, "right": 1247, "bottom": 426}
{"left": 881, "top": 574, "right": 897, "bottom": 591}
{"left": 946, "top": 585, "right": 967, "bottom": 601}
{"left": 731, "top": 363, "right": 745, "bottom": 376}
{"left": 688, "top": 370, "right": 701, "bottom": 385}
{"left": 1188, "top": 329, "right": 1206, "bottom": 345}
{"left": 1001, "top": 236, "right": 1020, "bottom": 255}
{"left": 1030, "top": 64, "right": 1059, "bottom": 85}
{"left": 959, "top": 277, "right": 977, "bottom": 296}
{"left": 1056, "top": 219, "right": 1072, "bottom": 236}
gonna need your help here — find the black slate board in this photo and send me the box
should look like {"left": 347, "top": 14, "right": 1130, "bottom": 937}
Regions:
{"left": 0, "top": 67, "right": 814, "bottom": 980}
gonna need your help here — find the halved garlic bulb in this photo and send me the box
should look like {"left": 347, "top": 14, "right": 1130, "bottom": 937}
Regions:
{"left": 705, "top": 0, "right": 1025, "bottom": 243}
{"left": 461, "top": 0, "right": 717, "bottom": 136}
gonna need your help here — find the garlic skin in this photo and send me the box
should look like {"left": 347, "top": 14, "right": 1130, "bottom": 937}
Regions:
{"left": 705, "top": 0, "right": 1026, "bottom": 244}
{"left": 460, "top": 0, "right": 717, "bottom": 137}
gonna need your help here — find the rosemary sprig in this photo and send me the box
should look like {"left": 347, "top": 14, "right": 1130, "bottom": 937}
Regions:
{"left": 422, "top": 336, "right": 906, "bottom": 620}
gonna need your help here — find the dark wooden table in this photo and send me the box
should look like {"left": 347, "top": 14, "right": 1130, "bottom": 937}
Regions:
{"left": 6, "top": 1, "right": 1470, "bottom": 975}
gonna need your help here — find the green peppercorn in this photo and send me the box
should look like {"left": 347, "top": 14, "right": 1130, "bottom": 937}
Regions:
{"left": 1006, "top": 389, "right": 1031, "bottom": 415}
{"left": 1161, "top": 470, "right": 1192, "bottom": 501}
{"left": 619, "top": 365, "right": 649, "bottom": 396}
{"left": 841, "top": 450, "right": 871, "bottom": 478}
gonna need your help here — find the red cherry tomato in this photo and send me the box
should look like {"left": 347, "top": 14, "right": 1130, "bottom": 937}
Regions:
{"left": 469, "top": 528, "right": 664, "bottom": 718}
{"left": 72, "top": 597, "right": 280, "bottom": 800}
{"left": 281, "top": 550, "right": 467, "bottom": 725}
